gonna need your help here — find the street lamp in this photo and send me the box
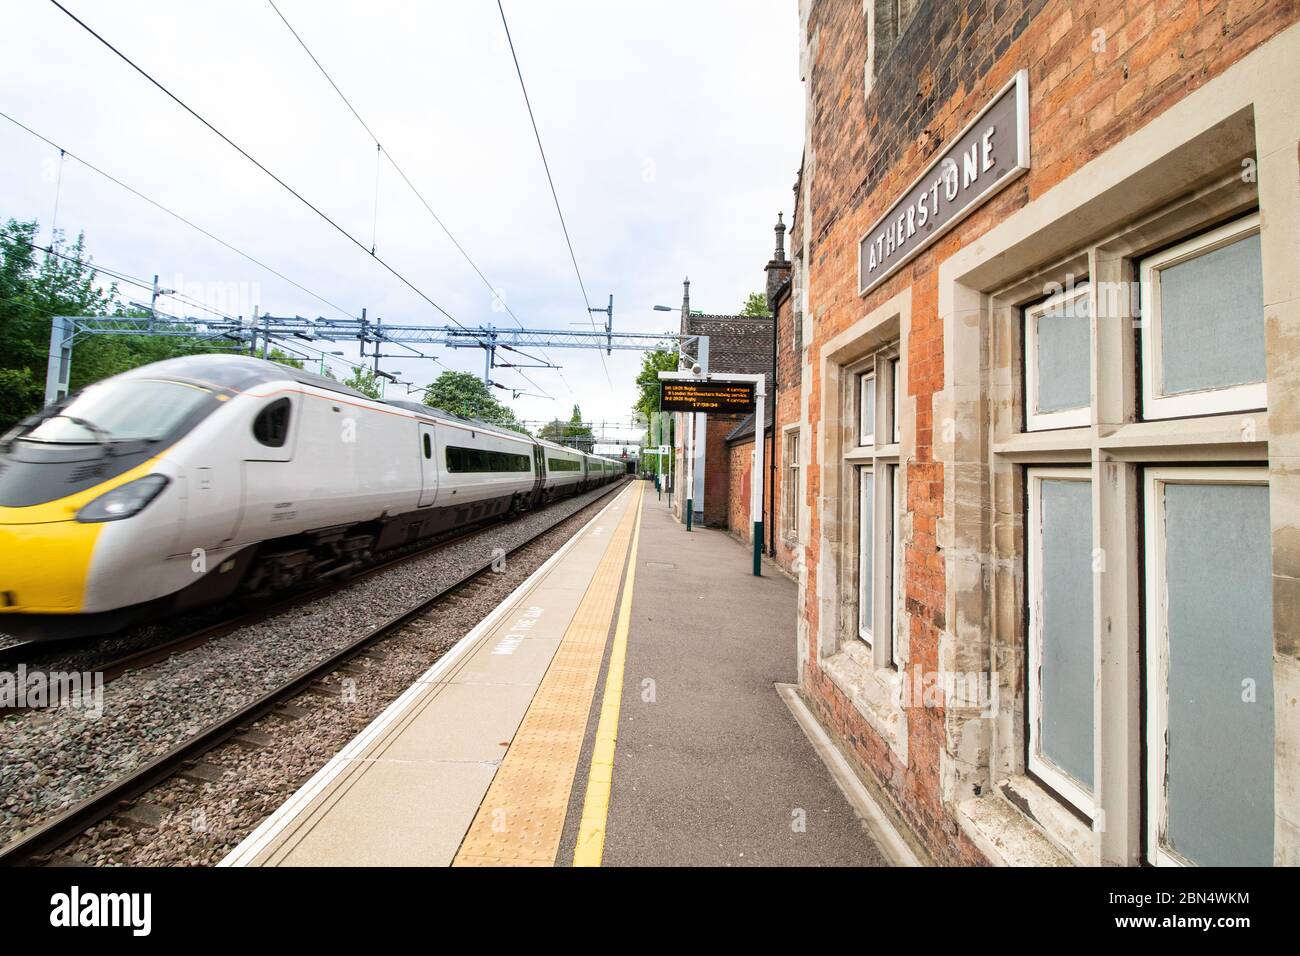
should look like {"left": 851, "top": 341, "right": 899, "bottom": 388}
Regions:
{"left": 319, "top": 350, "right": 343, "bottom": 375}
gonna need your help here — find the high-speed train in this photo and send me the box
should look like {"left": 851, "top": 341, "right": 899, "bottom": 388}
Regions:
{"left": 0, "top": 354, "right": 623, "bottom": 639}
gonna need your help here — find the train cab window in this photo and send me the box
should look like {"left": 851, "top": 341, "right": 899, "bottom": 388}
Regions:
{"left": 252, "top": 398, "right": 291, "bottom": 447}
{"left": 423, "top": 434, "right": 432, "bottom": 459}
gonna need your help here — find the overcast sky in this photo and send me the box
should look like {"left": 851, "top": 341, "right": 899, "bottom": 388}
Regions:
{"left": 0, "top": 0, "right": 803, "bottom": 441}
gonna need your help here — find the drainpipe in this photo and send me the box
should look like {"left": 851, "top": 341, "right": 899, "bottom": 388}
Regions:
{"left": 768, "top": 306, "right": 778, "bottom": 558}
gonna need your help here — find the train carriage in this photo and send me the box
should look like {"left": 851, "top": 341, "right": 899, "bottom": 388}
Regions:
{"left": 0, "top": 354, "right": 621, "bottom": 639}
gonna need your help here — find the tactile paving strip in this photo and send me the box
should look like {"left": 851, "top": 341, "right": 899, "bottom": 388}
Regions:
{"left": 451, "top": 482, "right": 643, "bottom": 866}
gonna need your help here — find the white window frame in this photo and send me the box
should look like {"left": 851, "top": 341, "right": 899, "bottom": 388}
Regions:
{"left": 857, "top": 465, "right": 874, "bottom": 646}
{"left": 1025, "top": 467, "right": 1095, "bottom": 818}
{"left": 1024, "top": 283, "right": 1092, "bottom": 432}
{"left": 889, "top": 462, "right": 901, "bottom": 668}
{"left": 890, "top": 357, "right": 901, "bottom": 444}
{"left": 782, "top": 425, "right": 800, "bottom": 541}
{"left": 848, "top": 348, "right": 902, "bottom": 665}
{"left": 1142, "top": 464, "right": 1269, "bottom": 867}
{"left": 1139, "top": 213, "right": 1266, "bottom": 421}
{"left": 858, "top": 371, "right": 876, "bottom": 446}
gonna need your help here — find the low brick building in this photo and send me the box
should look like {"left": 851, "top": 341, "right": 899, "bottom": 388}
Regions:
{"left": 790, "top": 0, "right": 1300, "bottom": 866}
{"left": 725, "top": 213, "right": 803, "bottom": 576}
{"left": 668, "top": 257, "right": 779, "bottom": 529}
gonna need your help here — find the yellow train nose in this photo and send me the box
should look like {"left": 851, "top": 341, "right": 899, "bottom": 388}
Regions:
{"left": 0, "top": 456, "right": 171, "bottom": 615}
{"left": 0, "top": 517, "right": 101, "bottom": 613}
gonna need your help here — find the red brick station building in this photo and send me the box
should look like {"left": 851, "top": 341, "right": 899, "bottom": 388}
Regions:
{"left": 668, "top": 0, "right": 1299, "bottom": 866}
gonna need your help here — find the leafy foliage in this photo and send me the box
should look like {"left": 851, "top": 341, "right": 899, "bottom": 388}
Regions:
{"left": 633, "top": 345, "right": 680, "bottom": 424}
{"left": 421, "top": 370, "right": 526, "bottom": 433}
{"left": 632, "top": 345, "right": 678, "bottom": 475}
{"left": 342, "top": 366, "right": 383, "bottom": 400}
{"left": 265, "top": 348, "right": 305, "bottom": 370}
{"left": 0, "top": 217, "right": 226, "bottom": 430}
{"left": 538, "top": 404, "right": 595, "bottom": 450}
{"left": 740, "top": 291, "right": 769, "bottom": 316}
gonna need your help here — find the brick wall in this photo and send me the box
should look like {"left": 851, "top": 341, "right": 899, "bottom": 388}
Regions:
{"left": 798, "top": 0, "right": 1298, "bottom": 864}
{"left": 726, "top": 431, "right": 778, "bottom": 551}
{"left": 773, "top": 284, "right": 800, "bottom": 574}
{"left": 703, "top": 415, "right": 743, "bottom": 527}
{"left": 727, "top": 438, "right": 754, "bottom": 544}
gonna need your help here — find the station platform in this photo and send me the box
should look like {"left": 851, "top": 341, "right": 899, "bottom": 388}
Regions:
{"left": 222, "top": 481, "right": 897, "bottom": 867}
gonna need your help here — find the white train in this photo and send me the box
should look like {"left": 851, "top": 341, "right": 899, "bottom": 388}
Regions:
{"left": 0, "top": 354, "right": 623, "bottom": 639}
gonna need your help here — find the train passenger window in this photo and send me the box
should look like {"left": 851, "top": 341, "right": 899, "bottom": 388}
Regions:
{"left": 548, "top": 457, "right": 581, "bottom": 471}
{"left": 423, "top": 434, "right": 432, "bottom": 459}
{"left": 445, "top": 445, "right": 531, "bottom": 473}
{"left": 252, "top": 398, "right": 291, "bottom": 447}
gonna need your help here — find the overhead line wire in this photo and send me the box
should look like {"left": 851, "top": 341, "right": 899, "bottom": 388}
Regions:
{"left": 264, "top": 0, "right": 561, "bottom": 399}
{"left": 495, "top": 0, "right": 611, "bottom": 389}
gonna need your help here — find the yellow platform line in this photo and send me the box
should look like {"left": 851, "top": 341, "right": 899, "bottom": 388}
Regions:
{"left": 451, "top": 482, "right": 643, "bottom": 866}
{"left": 571, "top": 485, "right": 643, "bottom": 867}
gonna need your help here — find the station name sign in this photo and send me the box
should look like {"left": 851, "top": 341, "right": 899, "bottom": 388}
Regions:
{"left": 858, "top": 70, "right": 1030, "bottom": 296}
{"left": 660, "top": 380, "right": 756, "bottom": 414}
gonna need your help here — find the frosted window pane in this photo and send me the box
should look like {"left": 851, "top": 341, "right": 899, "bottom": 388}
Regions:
{"left": 1158, "top": 233, "right": 1265, "bottom": 396}
{"left": 1038, "top": 479, "right": 1094, "bottom": 789}
{"left": 1035, "top": 293, "right": 1091, "bottom": 414}
{"left": 1162, "top": 482, "right": 1273, "bottom": 866}
{"left": 859, "top": 469, "right": 873, "bottom": 637}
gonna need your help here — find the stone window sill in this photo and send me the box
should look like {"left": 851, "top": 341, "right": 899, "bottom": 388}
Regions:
{"left": 954, "top": 776, "right": 1094, "bottom": 866}
{"left": 820, "top": 640, "right": 908, "bottom": 764}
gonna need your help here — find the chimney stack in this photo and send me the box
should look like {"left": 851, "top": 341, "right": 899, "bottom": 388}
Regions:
{"left": 765, "top": 213, "right": 792, "bottom": 312}
{"left": 679, "top": 276, "right": 691, "bottom": 334}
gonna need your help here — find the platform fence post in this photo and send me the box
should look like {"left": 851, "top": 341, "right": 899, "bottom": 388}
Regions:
{"left": 685, "top": 411, "right": 694, "bottom": 531}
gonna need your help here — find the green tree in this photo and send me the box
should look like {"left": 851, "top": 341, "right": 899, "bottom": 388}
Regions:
{"left": 632, "top": 345, "right": 678, "bottom": 476}
{"left": 0, "top": 218, "right": 217, "bottom": 429}
{"left": 421, "top": 370, "right": 527, "bottom": 433}
{"left": 633, "top": 345, "right": 680, "bottom": 424}
{"left": 342, "top": 366, "right": 383, "bottom": 400}
{"left": 740, "top": 291, "right": 769, "bottom": 316}
{"left": 266, "top": 348, "right": 304, "bottom": 369}
{"left": 539, "top": 404, "right": 594, "bottom": 450}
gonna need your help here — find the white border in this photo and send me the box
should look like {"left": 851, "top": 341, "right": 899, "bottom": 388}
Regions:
{"left": 1025, "top": 466, "right": 1095, "bottom": 818}
{"left": 1142, "top": 465, "right": 1268, "bottom": 867}
{"left": 857, "top": 69, "right": 1031, "bottom": 296}
{"left": 1024, "top": 283, "right": 1092, "bottom": 431}
{"left": 1139, "top": 213, "right": 1266, "bottom": 421}
{"left": 219, "top": 484, "right": 632, "bottom": 867}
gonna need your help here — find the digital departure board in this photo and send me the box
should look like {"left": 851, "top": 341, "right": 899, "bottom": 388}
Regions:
{"left": 659, "top": 380, "right": 756, "bottom": 414}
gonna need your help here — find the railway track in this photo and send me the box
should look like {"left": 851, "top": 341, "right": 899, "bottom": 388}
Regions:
{"left": 0, "top": 478, "right": 631, "bottom": 866}
{"left": 0, "top": 487, "right": 609, "bottom": 705}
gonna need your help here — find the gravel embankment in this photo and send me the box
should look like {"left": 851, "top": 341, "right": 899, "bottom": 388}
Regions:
{"left": 0, "top": 482, "right": 627, "bottom": 856}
